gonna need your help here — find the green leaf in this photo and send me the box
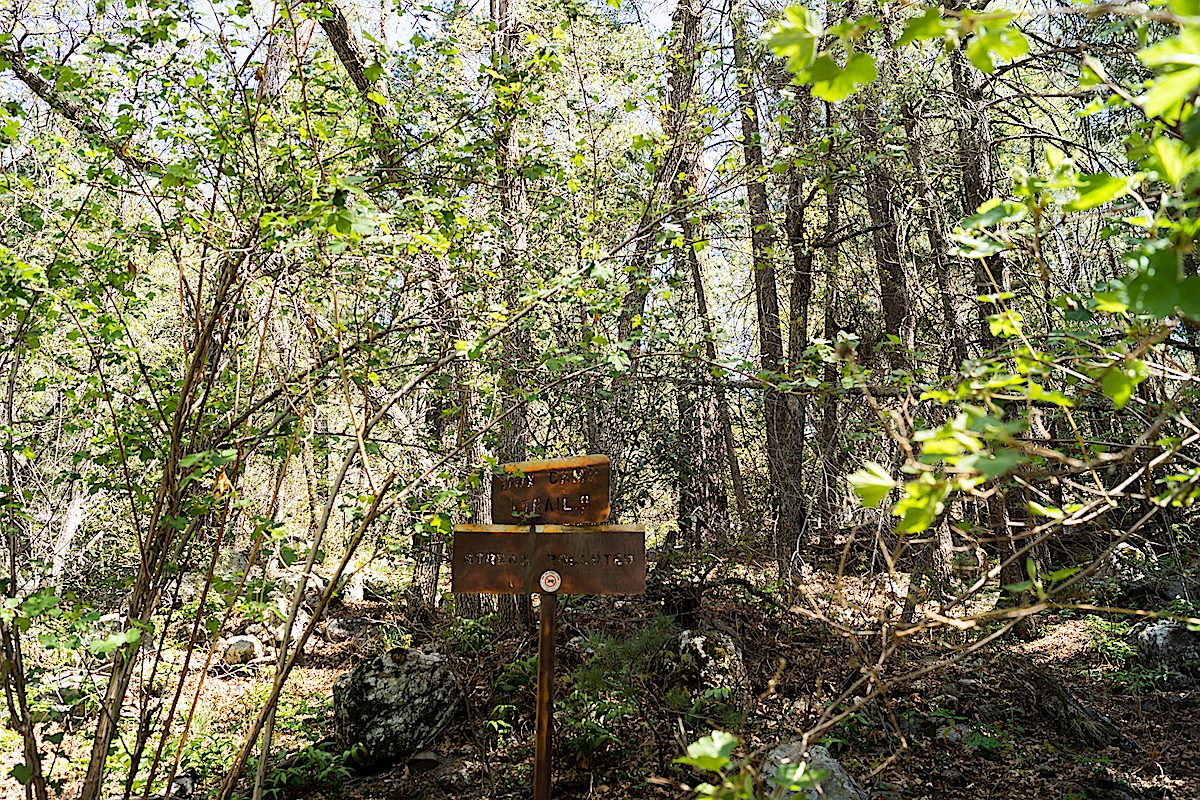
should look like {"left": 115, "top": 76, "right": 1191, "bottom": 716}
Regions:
{"left": 958, "top": 448, "right": 1026, "bottom": 479}
{"left": 966, "top": 23, "right": 1030, "bottom": 74}
{"left": 20, "top": 588, "right": 60, "bottom": 617}
{"left": 897, "top": 7, "right": 952, "bottom": 47}
{"left": 1092, "top": 292, "right": 1128, "bottom": 314}
{"left": 366, "top": 90, "right": 388, "bottom": 106}
{"left": 848, "top": 462, "right": 898, "bottom": 507}
{"left": 1044, "top": 567, "right": 1080, "bottom": 582}
{"left": 988, "top": 310, "right": 1023, "bottom": 338}
{"left": 1064, "top": 173, "right": 1137, "bottom": 212}
{"left": 1171, "top": 0, "right": 1200, "bottom": 17}
{"left": 1100, "top": 358, "right": 1148, "bottom": 410}
{"left": 893, "top": 473, "right": 950, "bottom": 534}
{"left": 1145, "top": 137, "right": 1194, "bottom": 187}
{"left": 9, "top": 764, "right": 32, "bottom": 785}
{"left": 1139, "top": 67, "right": 1200, "bottom": 121}
{"left": 1138, "top": 29, "right": 1200, "bottom": 69}
{"left": 963, "top": 200, "right": 1027, "bottom": 228}
{"left": 675, "top": 730, "right": 739, "bottom": 773}
{"left": 1028, "top": 501, "right": 1064, "bottom": 519}
{"left": 769, "top": 761, "right": 828, "bottom": 791}
{"left": 88, "top": 627, "right": 141, "bottom": 657}
{"left": 950, "top": 231, "right": 1007, "bottom": 258}
{"left": 806, "top": 50, "right": 877, "bottom": 102}
{"left": 1079, "top": 55, "right": 1108, "bottom": 88}
{"left": 1122, "top": 246, "right": 1200, "bottom": 320}
{"left": 766, "top": 6, "right": 821, "bottom": 74}
{"left": 1028, "top": 380, "right": 1075, "bottom": 408}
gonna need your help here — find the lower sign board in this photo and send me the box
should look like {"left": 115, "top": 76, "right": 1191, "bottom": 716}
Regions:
{"left": 451, "top": 524, "right": 645, "bottom": 595}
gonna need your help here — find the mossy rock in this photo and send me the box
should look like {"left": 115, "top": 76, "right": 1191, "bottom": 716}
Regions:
{"left": 658, "top": 629, "right": 753, "bottom": 722}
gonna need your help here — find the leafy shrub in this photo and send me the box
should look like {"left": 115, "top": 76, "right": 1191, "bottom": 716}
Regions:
{"left": 256, "top": 742, "right": 366, "bottom": 800}
{"left": 676, "top": 730, "right": 823, "bottom": 800}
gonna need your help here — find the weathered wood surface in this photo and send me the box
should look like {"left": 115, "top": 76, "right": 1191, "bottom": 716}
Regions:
{"left": 490, "top": 454, "right": 611, "bottom": 525}
{"left": 451, "top": 524, "right": 645, "bottom": 595}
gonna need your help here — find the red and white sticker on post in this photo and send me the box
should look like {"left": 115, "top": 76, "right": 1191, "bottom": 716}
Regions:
{"left": 538, "top": 570, "right": 561, "bottom": 593}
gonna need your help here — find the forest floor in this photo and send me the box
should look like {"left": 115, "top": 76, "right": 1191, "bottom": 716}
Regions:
{"left": 231, "top": 559, "right": 1199, "bottom": 800}
{"left": 6, "top": 560, "right": 1198, "bottom": 800}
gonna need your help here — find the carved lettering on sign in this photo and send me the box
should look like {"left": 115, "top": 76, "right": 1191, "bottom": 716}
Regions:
{"left": 450, "top": 525, "right": 645, "bottom": 595}
{"left": 491, "top": 455, "right": 610, "bottom": 525}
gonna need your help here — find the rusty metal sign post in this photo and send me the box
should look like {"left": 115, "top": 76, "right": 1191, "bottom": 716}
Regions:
{"left": 452, "top": 455, "right": 645, "bottom": 800}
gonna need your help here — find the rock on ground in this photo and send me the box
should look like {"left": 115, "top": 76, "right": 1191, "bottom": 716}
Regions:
{"left": 339, "top": 568, "right": 397, "bottom": 602}
{"left": 761, "top": 743, "right": 867, "bottom": 800}
{"left": 326, "top": 616, "right": 370, "bottom": 642}
{"left": 278, "top": 570, "right": 327, "bottom": 612}
{"left": 333, "top": 647, "right": 460, "bottom": 765}
{"left": 31, "top": 669, "right": 90, "bottom": 722}
{"left": 220, "top": 635, "right": 265, "bottom": 666}
{"left": 1132, "top": 619, "right": 1200, "bottom": 683}
{"left": 1134, "top": 619, "right": 1200, "bottom": 664}
{"left": 669, "top": 630, "right": 753, "bottom": 711}
{"left": 265, "top": 596, "right": 313, "bottom": 645}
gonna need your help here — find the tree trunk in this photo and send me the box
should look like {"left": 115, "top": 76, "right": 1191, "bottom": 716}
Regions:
{"left": 818, "top": 120, "right": 842, "bottom": 551}
{"left": 492, "top": 0, "right": 533, "bottom": 628}
{"left": 944, "top": 24, "right": 1024, "bottom": 603}
{"left": 1, "top": 346, "right": 49, "bottom": 800}
{"left": 605, "top": 0, "right": 705, "bottom": 510}
{"left": 674, "top": 212, "right": 731, "bottom": 548}
{"left": 260, "top": 16, "right": 318, "bottom": 101}
{"left": 731, "top": 1, "right": 807, "bottom": 575}
{"left": 948, "top": 42, "right": 1005, "bottom": 348}
{"left": 900, "top": 102, "right": 969, "bottom": 370}
{"left": 856, "top": 96, "right": 912, "bottom": 367}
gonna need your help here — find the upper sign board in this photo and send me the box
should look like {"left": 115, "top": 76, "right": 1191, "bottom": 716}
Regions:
{"left": 491, "top": 454, "right": 611, "bottom": 525}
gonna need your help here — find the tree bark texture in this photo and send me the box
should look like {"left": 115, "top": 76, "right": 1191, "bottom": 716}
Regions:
{"left": 818, "top": 127, "right": 843, "bottom": 550}
{"left": 492, "top": 0, "right": 533, "bottom": 627}
{"left": 856, "top": 96, "right": 912, "bottom": 366}
{"left": 606, "top": 0, "right": 705, "bottom": 512}
{"left": 734, "top": 6, "right": 809, "bottom": 574}
{"left": 900, "top": 102, "right": 969, "bottom": 370}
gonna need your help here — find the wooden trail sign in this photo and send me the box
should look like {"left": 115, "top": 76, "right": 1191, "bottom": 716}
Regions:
{"left": 452, "top": 455, "right": 644, "bottom": 800}
{"left": 451, "top": 524, "right": 645, "bottom": 595}
{"left": 491, "top": 454, "right": 611, "bottom": 525}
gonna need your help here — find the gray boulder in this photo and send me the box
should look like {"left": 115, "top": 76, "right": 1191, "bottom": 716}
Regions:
{"left": 761, "top": 743, "right": 867, "bottom": 800}
{"left": 221, "top": 635, "right": 265, "bottom": 666}
{"left": 324, "top": 617, "right": 406, "bottom": 651}
{"left": 338, "top": 568, "right": 396, "bottom": 603}
{"left": 260, "top": 595, "right": 313, "bottom": 646}
{"left": 216, "top": 550, "right": 249, "bottom": 580}
{"left": 278, "top": 570, "right": 327, "bottom": 612}
{"left": 1107, "top": 543, "right": 1153, "bottom": 585}
{"left": 31, "top": 669, "right": 90, "bottom": 722}
{"left": 326, "top": 617, "right": 369, "bottom": 642}
{"left": 333, "top": 648, "right": 460, "bottom": 764}
{"left": 669, "top": 630, "right": 753, "bottom": 711}
{"left": 1133, "top": 619, "right": 1200, "bottom": 676}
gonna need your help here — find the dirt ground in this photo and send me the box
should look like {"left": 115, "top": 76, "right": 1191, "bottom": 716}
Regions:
{"left": 322, "top": 566, "right": 1197, "bottom": 800}
{"left": 7, "top": 561, "right": 1197, "bottom": 800}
